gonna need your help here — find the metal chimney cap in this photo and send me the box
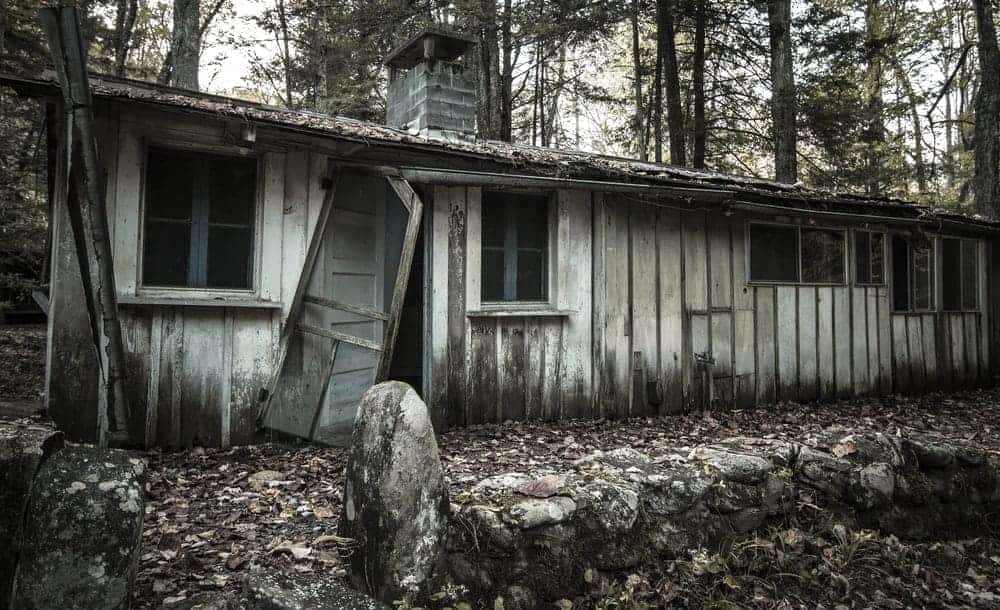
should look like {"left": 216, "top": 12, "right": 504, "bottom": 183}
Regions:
{"left": 384, "top": 28, "right": 477, "bottom": 69}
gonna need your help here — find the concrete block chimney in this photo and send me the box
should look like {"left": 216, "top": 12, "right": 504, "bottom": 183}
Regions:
{"left": 385, "top": 29, "right": 477, "bottom": 142}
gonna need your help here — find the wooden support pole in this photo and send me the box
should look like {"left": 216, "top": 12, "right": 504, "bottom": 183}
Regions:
{"left": 40, "top": 6, "right": 130, "bottom": 447}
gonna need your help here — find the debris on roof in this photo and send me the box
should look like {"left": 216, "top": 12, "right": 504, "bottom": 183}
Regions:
{"left": 2, "top": 70, "right": 995, "bottom": 230}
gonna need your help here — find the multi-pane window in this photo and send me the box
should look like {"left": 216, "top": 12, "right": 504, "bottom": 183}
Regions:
{"left": 854, "top": 230, "right": 885, "bottom": 285}
{"left": 748, "top": 223, "right": 846, "bottom": 284}
{"left": 482, "top": 191, "right": 549, "bottom": 302}
{"left": 891, "top": 235, "right": 934, "bottom": 311}
{"left": 941, "top": 238, "right": 979, "bottom": 311}
{"left": 143, "top": 147, "right": 257, "bottom": 289}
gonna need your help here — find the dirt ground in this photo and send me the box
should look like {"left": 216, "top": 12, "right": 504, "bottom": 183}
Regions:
{"left": 2, "top": 325, "right": 1000, "bottom": 608}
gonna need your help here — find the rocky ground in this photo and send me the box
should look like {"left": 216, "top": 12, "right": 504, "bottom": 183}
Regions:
{"left": 1, "top": 326, "right": 1000, "bottom": 608}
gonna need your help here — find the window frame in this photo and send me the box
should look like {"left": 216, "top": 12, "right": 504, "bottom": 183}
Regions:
{"left": 467, "top": 189, "right": 560, "bottom": 314}
{"left": 851, "top": 229, "right": 887, "bottom": 286}
{"left": 745, "top": 221, "right": 849, "bottom": 286}
{"left": 890, "top": 233, "right": 936, "bottom": 313}
{"left": 940, "top": 236, "right": 981, "bottom": 313}
{"left": 137, "top": 142, "right": 264, "bottom": 300}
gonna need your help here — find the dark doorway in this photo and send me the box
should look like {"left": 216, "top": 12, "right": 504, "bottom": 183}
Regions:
{"left": 386, "top": 203, "right": 425, "bottom": 394}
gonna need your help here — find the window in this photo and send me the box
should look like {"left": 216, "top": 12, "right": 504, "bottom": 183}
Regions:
{"left": 481, "top": 191, "right": 549, "bottom": 302}
{"left": 748, "top": 223, "right": 845, "bottom": 284}
{"left": 854, "top": 230, "right": 885, "bottom": 285}
{"left": 941, "top": 238, "right": 979, "bottom": 311}
{"left": 143, "top": 147, "right": 257, "bottom": 289}
{"left": 891, "top": 234, "right": 934, "bottom": 311}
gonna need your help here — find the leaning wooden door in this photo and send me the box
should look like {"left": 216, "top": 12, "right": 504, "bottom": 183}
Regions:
{"left": 260, "top": 167, "right": 422, "bottom": 446}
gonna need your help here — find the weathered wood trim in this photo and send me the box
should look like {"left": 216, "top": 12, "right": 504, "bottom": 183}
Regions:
{"left": 296, "top": 323, "right": 383, "bottom": 352}
{"left": 448, "top": 186, "right": 469, "bottom": 424}
{"left": 144, "top": 311, "right": 162, "bottom": 447}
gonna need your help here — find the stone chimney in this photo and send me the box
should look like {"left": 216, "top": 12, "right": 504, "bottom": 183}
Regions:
{"left": 385, "top": 29, "right": 477, "bottom": 142}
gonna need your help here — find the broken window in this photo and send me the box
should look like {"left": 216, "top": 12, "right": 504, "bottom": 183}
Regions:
{"left": 143, "top": 147, "right": 257, "bottom": 289}
{"left": 748, "top": 223, "right": 845, "bottom": 284}
{"left": 941, "top": 238, "right": 979, "bottom": 311}
{"left": 891, "top": 234, "right": 935, "bottom": 312}
{"left": 482, "top": 191, "right": 549, "bottom": 302}
{"left": 854, "top": 230, "right": 885, "bottom": 285}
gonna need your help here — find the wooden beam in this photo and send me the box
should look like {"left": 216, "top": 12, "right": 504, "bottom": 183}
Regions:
{"left": 308, "top": 340, "right": 340, "bottom": 441}
{"left": 40, "top": 7, "right": 130, "bottom": 447}
{"left": 256, "top": 165, "right": 341, "bottom": 427}
{"left": 303, "top": 294, "right": 389, "bottom": 321}
{"left": 296, "top": 324, "right": 383, "bottom": 352}
{"left": 376, "top": 177, "right": 424, "bottom": 382}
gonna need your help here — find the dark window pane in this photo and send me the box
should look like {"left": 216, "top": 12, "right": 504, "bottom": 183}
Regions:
{"left": 482, "top": 194, "right": 507, "bottom": 248}
{"left": 892, "top": 235, "right": 910, "bottom": 311}
{"left": 855, "top": 231, "right": 871, "bottom": 284}
{"left": 749, "top": 224, "right": 798, "bottom": 282}
{"left": 209, "top": 157, "right": 256, "bottom": 225}
{"left": 516, "top": 250, "right": 547, "bottom": 301}
{"left": 145, "top": 148, "right": 195, "bottom": 221}
{"left": 207, "top": 226, "right": 253, "bottom": 288}
{"left": 801, "top": 228, "right": 845, "bottom": 283}
{"left": 482, "top": 249, "right": 505, "bottom": 301}
{"left": 913, "top": 247, "right": 933, "bottom": 310}
{"left": 942, "top": 238, "right": 961, "bottom": 311}
{"left": 143, "top": 221, "right": 190, "bottom": 286}
{"left": 516, "top": 197, "right": 548, "bottom": 250}
{"left": 962, "top": 240, "right": 978, "bottom": 310}
{"left": 870, "top": 233, "right": 885, "bottom": 283}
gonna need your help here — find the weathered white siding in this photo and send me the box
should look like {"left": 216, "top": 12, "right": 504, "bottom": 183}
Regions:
{"left": 428, "top": 191, "right": 995, "bottom": 422}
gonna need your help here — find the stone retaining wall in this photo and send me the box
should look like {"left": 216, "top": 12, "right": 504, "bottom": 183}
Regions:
{"left": 441, "top": 431, "right": 1000, "bottom": 606}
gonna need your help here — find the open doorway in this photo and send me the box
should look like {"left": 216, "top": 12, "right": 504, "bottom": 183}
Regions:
{"left": 385, "top": 193, "right": 425, "bottom": 395}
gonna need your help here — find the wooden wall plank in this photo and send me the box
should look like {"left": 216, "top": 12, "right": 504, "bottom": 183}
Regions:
{"left": 156, "top": 307, "right": 184, "bottom": 448}
{"left": 557, "top": 190, "right": 593, "bottom": 418}
{"left": 113, "top": 124, "right": 141, "bottom": 295}
{"left": 306, "top": 153, "right": 327, "bottom": 239}
{"left": 591, "top": 193, "right": 607, "bottom": 417}
{"left": 833, "top": 287, "right": 852, "bottom": 397}
{"left": 260, "top": 152, "right": 286, "bottom": 304}
{"left": 658, "top": 209, "right": 684, "bottom": 412}
{"left": 524, "top": 320, "right": 544, "bottom": 419}
{"left": 921, "top": 314, "right": 938, "bottom": 390}
{"left": 733, "top": 309, "right": 755, "bottom": 408}
{"left": 684, "top": 211, "right": 708, "bottom": 311}
{"left": 604, "top": 199, "right": 630, "bottom": 417}
{"left": 630, "top": 202, "right": 658, "bottom": 416}
{"left": 466, "top": 318, "right": 496, "bottom": 424}
{"left": 892, "top": 314, "right": 912, "bottom": 393}
{"left": 448, "top": 187, "right": 468, "bottom": 423}
{"left": 430, "top": 187, "right": 451, "bottom": 424}
{"left": 228, "top": 309, "right": 274, "bottom": 445}
{"left": 816, "top": 287, "right": 835, "bottom": 398}
{"left": 755, "top": 287, "right": 777, "bottom": 404}
{"left": 499, "top": 319, "right": 526, "bottom": 421}
{"left": 964, "top": 312, "right": 978, "bottom": 384}
{"left": 710, "top": 313, "right": 733, "bottom": 406}
{"left": 851, "top": 287, "right": 870, "bottom": 394}
{"left": 866, "top": 288, "right": 881, "bottom": 392}
{"left": 280, "top": 150, "right": 309, "bottom": 318}
{"left": 776, "top": 286, "right": 797, "bottom": 400}
{"left": 876, "top": 287, "right": 893, "bottom": 394}
{"left": 797, "top": 287, "right": 818, "bottom": 401}
{"left": 731, "top": 216, "right": 753, "bottom": 311}
{"left": 690, "top": 313, "right": 709, "bottom": 409}
{"left": 708, "top": 216, "right": 731, "bottom": 311}
{"left": 907, "top": 315, "right": 925, "bottom": 393}
{"left": 540, "top": 319, "right": 563, "bottom": 420}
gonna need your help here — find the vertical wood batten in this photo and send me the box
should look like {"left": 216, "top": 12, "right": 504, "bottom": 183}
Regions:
{"left": 754, "top": 287, "right": 777, "bottom": 404}
{"left": 448, "top": 187, "right": 469, "bottom": 423}
{"left": 833, "top": 287, "right": 852, "bottom": 397}
{"left": 797, "top": 286, "right": 818, "bottom": 401}
{"left": 591, "top": 193, "right": 607, "bottom": 416}
{"left": 630, "top": 202, "right": 658, "bottom": 415}
{"left": 557, "top": 189, "right": 593, "bottom": 418}
{"left": 430, "top": 187, "right": 451, "bottom": 424}
{"left": 260, "top": 152, "right": 286, "bottom": 305}
{"left": 816, "top": 287, "right": 835, "bottom": 398}
{"left": 776, "top": 286, "right": 797, "bottom": 400}
{"left": 604, "top": 198, "right": 630, "bottom": 416}
{"left": 280, "top": 150, "right": 309, "bottom": 318}
{"left": 658, "top": 209, "right": 684, "bottom": 411}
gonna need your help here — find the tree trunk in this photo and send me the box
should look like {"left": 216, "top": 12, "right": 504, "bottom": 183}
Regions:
{"left": 658, "top": 0, "right": 685, "bottom": 166}
{"left": 477, "top": 0, "right": 501, "bottom": 140}
{"left": 691, "top": 0, "right": 706, "bottom": 169}
{"left": 111, "top": 0, "right": 139, "bottom": 77}
{"left": 862, "top": 0, "right": 885, "bottom": 195}
{"left": 499, "top": 0, "right": 513, "bottom": 142}
{"left": 768, "top": 0, "right": 797, "bottom": 183}
{"left": 973, "top": 0, "right": 1000, "bottom": 217}
{"left": 160, "top": 0, "right": 201, "bottom": 90}
{"left": 653, "top": 19, "right": 663, "bottom": 163}
{"left": 632, "top": 0, "right": 647, "bottom": 160}
{"left": 892, "top": 58, "right": 927, "bottom": 193}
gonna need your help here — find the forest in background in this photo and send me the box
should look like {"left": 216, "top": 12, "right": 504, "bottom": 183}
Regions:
{"left": 1, "top": 0, "right": 1000, "bottom": 309}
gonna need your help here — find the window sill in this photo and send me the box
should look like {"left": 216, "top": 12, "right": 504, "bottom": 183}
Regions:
{"left": 467, "top": 308, "right": 574, "bottom": 318}
{"left": 118, "top": 295, "right": 283, "bottom": 309}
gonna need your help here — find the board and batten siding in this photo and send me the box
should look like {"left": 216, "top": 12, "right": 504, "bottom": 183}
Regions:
{"left": 46, "top": 104, "right": 328, "bottom": 446}
{"left": 429, "top": 189, "right": 995, "bottom": 424}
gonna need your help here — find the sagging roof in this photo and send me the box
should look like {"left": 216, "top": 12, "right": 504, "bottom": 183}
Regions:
{"left": 3, "top": 70, "right": 997, "bottom": 232}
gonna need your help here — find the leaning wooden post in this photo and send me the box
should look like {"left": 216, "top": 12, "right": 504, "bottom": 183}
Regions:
{"left": 40, "top": 6, "right": 131, "bottom": 447}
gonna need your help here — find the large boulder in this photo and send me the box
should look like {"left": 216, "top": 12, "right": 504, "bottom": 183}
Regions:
{"left": 338, "top": 381, "right": 449, "bottom": 603}
{"left": 12, "top": 446, "right": 146, "bottom": 610}
{"left": 0, "top": 427, "right": 64, "bottom": 608}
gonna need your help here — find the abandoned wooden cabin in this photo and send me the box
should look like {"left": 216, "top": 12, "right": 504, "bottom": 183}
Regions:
{"left": 4, "top": 30, "right": 999, "bottom": 448}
